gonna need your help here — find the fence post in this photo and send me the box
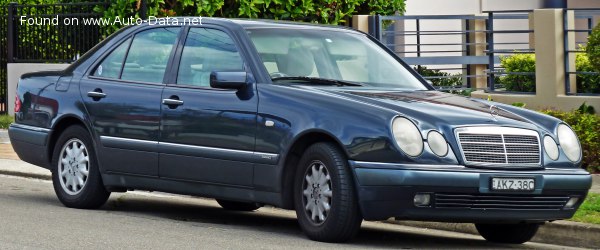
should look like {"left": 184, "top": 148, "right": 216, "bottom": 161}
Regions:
{"left": 563, "top": 10, "right": 576, "bottom": 94}
{"left": 140, "top": 0, "right": 147, "bottom": 19}
{"left": 486, "top": 12, "right": 495, "bottom": 92}
{"left": 7, "top": 2, "right": 17, "bottom": 63}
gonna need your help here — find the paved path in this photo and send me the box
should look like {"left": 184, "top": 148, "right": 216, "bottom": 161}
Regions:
{"left": 0, "top": 142, "right": 19, "bottom": 160}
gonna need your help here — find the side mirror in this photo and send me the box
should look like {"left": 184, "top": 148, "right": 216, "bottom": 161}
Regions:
{"left": 210, "top": 71, "right": 247, "bottom": 89}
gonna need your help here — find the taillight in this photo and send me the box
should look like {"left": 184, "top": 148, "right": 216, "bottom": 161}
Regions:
{"left": 15, "top": 94, "right": 21, "bottom": 113}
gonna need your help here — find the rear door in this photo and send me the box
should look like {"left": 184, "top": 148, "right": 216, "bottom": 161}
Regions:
{"left": 158, "top": 26, "right": 258, "bottom": 186}
{"left": 80, "top": 27, "right": 181, "bottom": 176}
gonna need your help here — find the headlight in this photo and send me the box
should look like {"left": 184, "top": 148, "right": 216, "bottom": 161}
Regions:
{"left": 543, "top": 136, "right": 559, "bottom": 160}
{"left": 427, "top": 131, "right": 448, "bottom": 157}
{"left": 392, "top": 117, "right": 424, "bottom": 157}
{"left": 557, "top": 124, "right": 581, "bottom": 162}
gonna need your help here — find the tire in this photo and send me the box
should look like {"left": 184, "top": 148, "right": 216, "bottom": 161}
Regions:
{"left": 51, "top": 125, "right": 110, "bottom": 209}
{"left": 293, "top": 142, "right": 362, "bottom": 242}
{"left": 475, "top": 223, "right": 540, "bottom": 244}
{"left": 216, "top": 199, "right": 261, "bottom": 211}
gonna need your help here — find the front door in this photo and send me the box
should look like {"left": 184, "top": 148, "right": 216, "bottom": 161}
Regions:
{"left": 159, "top": 27, "right": 257, "bottom": 186}
{"left": 80, "top": 27, "right": 181, "bottom": 176}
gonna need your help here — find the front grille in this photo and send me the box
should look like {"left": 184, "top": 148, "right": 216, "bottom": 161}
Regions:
{"left": 435, "top": 193, "right": 569, "bottom": 210}
{"left": 456, "top": 127, "right": 541, "bottom": 166}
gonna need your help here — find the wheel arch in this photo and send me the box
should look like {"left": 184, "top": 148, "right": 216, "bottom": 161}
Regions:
{"left": 279, "top": 129, "right": 351, "bottom": 209}
{"left": 47, "top": 115, "right": 92, "bottom": 165}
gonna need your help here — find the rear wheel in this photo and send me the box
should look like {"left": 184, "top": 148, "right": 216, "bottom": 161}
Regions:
{"left": 293, "top": 142, "right": 362, "bottom": 242}
{"left": 216, "top": 199, "right": 261, "bottom": 211}
{"left": 51, "top": 125, "right": 110, "bottom": 209}
{"left": 475, "top": 223, "right": 540, "bottom": 244}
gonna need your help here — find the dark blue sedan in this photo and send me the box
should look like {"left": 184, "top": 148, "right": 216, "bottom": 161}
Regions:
{"left": 9, "top": 18, "right": 591, "bottom": 244}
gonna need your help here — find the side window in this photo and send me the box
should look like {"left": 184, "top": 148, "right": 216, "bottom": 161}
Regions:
{"left": 177, "top": 28, "right": 244, "bottom": 87}
{"left": 93, "top": 38, "right": 131, "bottom": 79}
{"left": 120, "top": 27, "right": 180, "bottom": 83}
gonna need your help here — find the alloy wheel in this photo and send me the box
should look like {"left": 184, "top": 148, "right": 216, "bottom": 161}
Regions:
{"left": 302, "top": 160, "right": 333, "bottom": 225}
{"left": 58, "top": 138, "right": 90, "bottom": 195}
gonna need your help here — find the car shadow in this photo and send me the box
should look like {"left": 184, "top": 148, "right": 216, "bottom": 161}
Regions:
{"left": 97, "top": 192, "right": 528, "bottom": 249}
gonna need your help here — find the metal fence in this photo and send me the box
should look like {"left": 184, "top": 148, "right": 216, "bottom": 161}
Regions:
{"left": 1, "top": 4, "right": 8, "bottom": 114}
{"left": 369, "top": 14, "right": 487, "bottom": 91}
{"left": 369, "top": 11, "right": 535, "bottom": 93}
{"left": 6, "top": 2, "right": 109, "bottom": 63}
{"left": 564, "top": 8, "right": 600, "bottom": 96}
{"left": 1, "top": 1, "right": 112, "bottom": 114}
{"left": 485, "top": 10, "right": 535, "bottom": 93}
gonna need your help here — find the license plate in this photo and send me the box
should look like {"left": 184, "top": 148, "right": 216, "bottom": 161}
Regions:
{"left": 491, "top": 178, "right": 535, "bottom": 191}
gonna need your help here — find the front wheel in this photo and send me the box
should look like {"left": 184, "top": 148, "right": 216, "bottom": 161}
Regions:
{"left": 475, "top": 223, "right": 541, "bottom": 244}
{"left": 294, "top": 143, "right": 362, "bottom": 242}
{"left": 51, "top": 125, "right": 110, "bottom": 209}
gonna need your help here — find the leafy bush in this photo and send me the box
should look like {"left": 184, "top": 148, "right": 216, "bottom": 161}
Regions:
{"left": 0, "top": 115, "right": 13, "bottom": 129}
{"left": 540, "top": 106, "right": 600, "bottom": 173}
{"left": 414, "top": 66, "right": 462, "bottom": 87}
{"left": 415, "top": 66, "right": 474, "bottom": 96}
{"left": 499, "top": 52, "right": 600, "bottom": 93}
{"left": 575, "top": 51, "right": 600, "bottom": 93}
{"left": 96, "top": 0, "right": 406, "bottom": 37}
{"left": 586, "top": 22, "right": 600, "bottom": 72}
{"left": 498, "top": 54, "right": 536, "bottom": 92}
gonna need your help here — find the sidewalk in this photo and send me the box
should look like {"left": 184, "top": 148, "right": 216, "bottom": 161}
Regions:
{"left": 0, "top": 130, "right": 599, "bottom": 248}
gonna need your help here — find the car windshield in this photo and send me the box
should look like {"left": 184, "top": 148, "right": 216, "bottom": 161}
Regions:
{"left": 246, "top": 27, "right": 427, "bottom": 90}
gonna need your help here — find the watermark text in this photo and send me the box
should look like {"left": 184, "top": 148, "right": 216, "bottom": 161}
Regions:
{"left": 19, "top": 15, "right": 202, "bottom": 26}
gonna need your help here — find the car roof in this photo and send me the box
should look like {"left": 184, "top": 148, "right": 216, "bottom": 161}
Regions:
{"left": 140, "top": 17, "right": 363, "bottom": 34}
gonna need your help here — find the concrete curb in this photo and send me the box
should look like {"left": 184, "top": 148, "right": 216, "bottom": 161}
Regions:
{"left": 385, "top": 219, "right": 600, "bottom": 249}
{"left": 0, "top": 169, "right": 52, "bottom": 180}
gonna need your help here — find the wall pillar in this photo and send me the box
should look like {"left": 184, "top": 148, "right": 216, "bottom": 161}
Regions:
{"left": 351, "top": 15, "right": 370, "bottom": 33}
{"left": 533, "top": 9, "right": 572, "bottom": 97}
{"left": 467, "top": 17, "right": 488, "bottom": 89}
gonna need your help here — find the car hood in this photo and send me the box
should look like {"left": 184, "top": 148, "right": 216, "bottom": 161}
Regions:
{"left": 311, "top": 87, "right": 551, "bottom": 132}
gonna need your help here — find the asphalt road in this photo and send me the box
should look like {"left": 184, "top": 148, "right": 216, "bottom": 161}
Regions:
{"left": 0, "top": 174, "right": 582, "bottom": 250}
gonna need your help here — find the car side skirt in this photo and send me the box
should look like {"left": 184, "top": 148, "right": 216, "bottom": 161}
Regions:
{"left": 101, "top": 173, "right": 285, "bottom": 207}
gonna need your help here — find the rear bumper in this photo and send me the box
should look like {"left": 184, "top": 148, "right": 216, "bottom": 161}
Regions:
{"left": 8, "top": 123, "right": 51, "bottom": 169}
{"left": 350, "top": 161, "right": 592, "bottom": 222}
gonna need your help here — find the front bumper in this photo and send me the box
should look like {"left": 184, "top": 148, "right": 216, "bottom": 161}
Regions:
{"left": 350, "top": 161, "right": 592, "bottom": 222}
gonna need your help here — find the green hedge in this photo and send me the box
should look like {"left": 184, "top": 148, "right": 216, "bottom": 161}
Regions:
{"left": 415, "top": 66, "right": 462, "bottom": 87}
{"left": 499, "top": 52, "right": 600, "bottom": 93}
{"left": 540, "top": 107, "right": 600, "bottom": 173}
{"left": 498, "top": 54, "right": 536, "bottom": 92}
{"left": 97, "top": 0, "right": 406, "bottom": 36}
{"left": 576, "top": 52, "right": 600, "bottom": 93}
{"left": 415, "top": 66, "right": 473, "bottom": 96}
{"left": 0, "top": 115, "right": 13, "bottom": 129}
{"left": 586, "top": 22, "right": 600, "bottom": 72}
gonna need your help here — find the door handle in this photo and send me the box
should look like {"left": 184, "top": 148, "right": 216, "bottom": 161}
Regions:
{"left": 87, "top": 89, "right": 106, "bottom": 99}
{"left": 162, "top": 99, "right": 184, "bottom": 106}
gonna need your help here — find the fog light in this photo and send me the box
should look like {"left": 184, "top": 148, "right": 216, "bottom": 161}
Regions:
{"left": 414, "top": 193, "right": 431, "bottom": 207}
{"left": 564, "top": 197, "right": 580, "bottom": 209}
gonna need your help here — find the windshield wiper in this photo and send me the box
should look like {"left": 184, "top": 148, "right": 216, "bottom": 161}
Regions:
{"left": 271, "top": 76, "right": 363, "bottom": 87}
